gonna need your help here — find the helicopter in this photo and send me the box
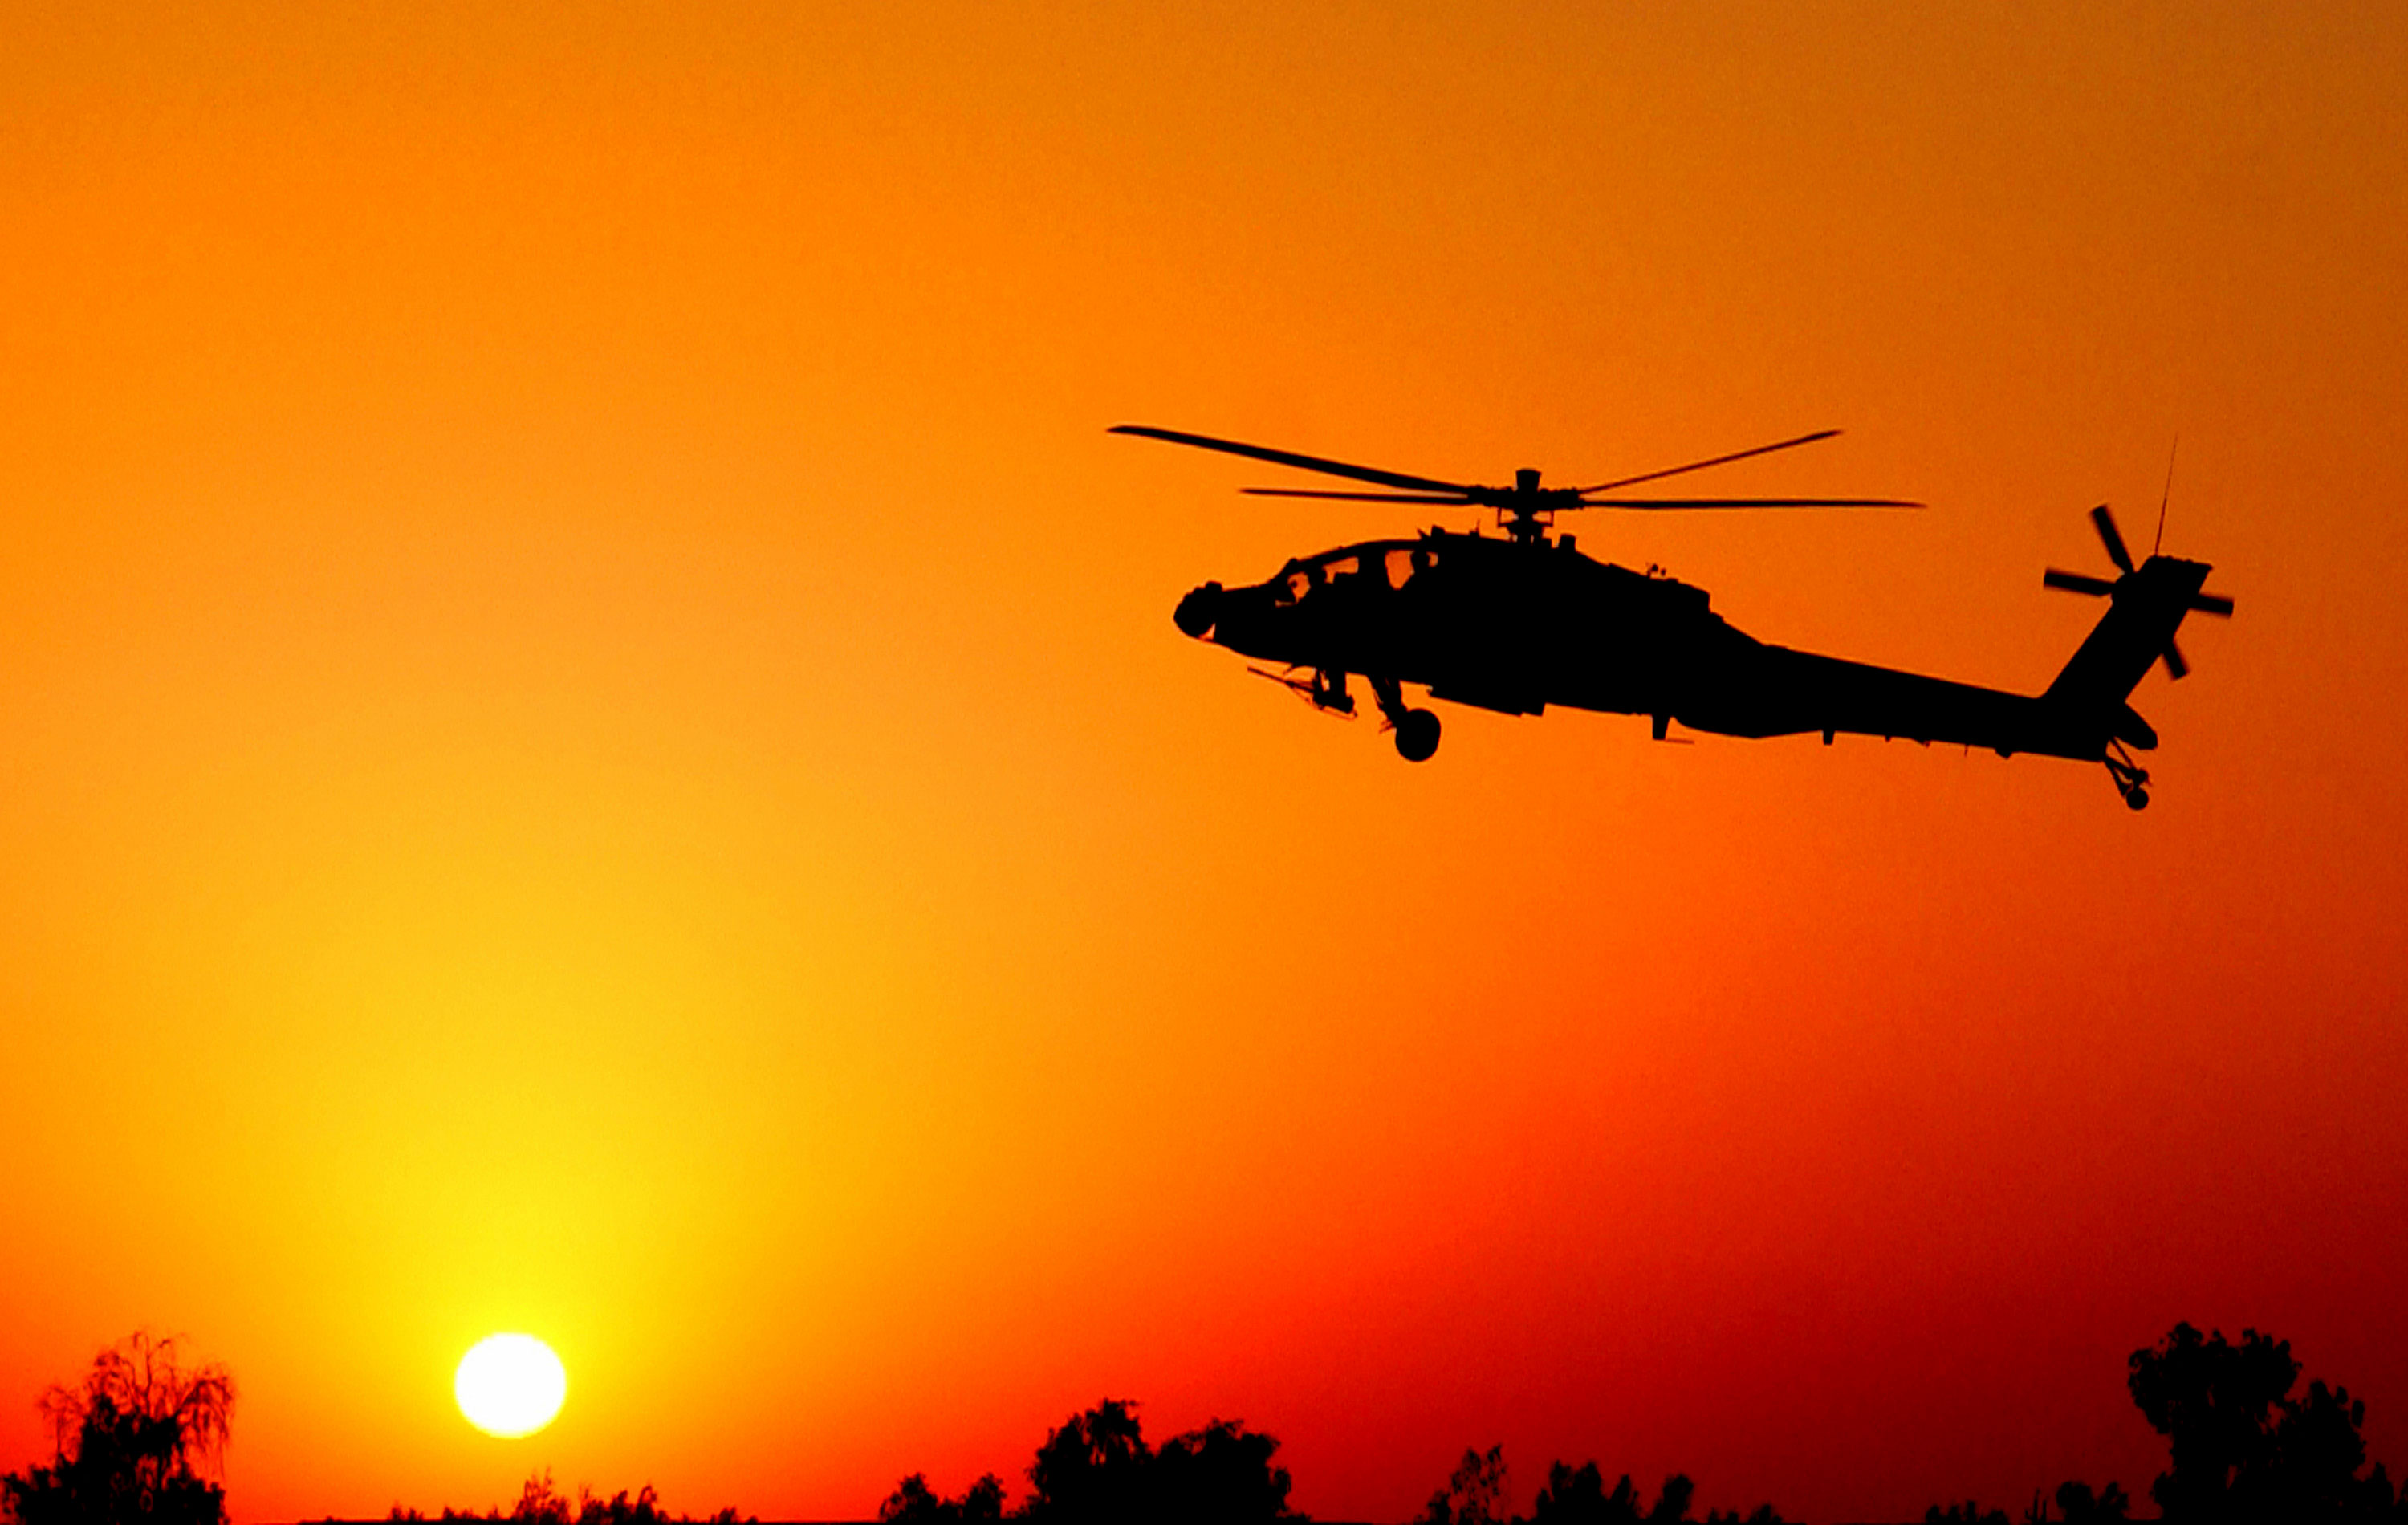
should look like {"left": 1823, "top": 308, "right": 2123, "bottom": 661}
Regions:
{"left": 1117, "top": 423, "right": 2233, "bottom": 809}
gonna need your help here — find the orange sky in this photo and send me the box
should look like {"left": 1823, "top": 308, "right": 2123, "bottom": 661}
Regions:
{"left": 2, "top": 3, "right": 2405, "bottom": 1521}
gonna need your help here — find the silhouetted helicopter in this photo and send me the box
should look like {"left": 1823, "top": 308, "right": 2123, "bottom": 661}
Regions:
{"left": 1117, "top": 424, "right": 2232, "bottom": 808}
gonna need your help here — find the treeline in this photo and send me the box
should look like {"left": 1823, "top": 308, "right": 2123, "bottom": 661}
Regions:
{"left": 10, "top": 1322, "right": 2408, "bottom": 1525}
{"left": 383, "top": 1471, "right": 755, "bottom": 1525}
{"left": 871, "top": 1398, "right": 1790, "bottom": 1525}
{"left": 881, "top": 1322, "right": 2408, "bottom": 1525}
{"left": 1403, "top": 1446, "right": 1781, "bottom": 1525}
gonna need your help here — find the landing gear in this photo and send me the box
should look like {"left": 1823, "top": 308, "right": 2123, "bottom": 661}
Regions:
{"left": 1369, "top": 674, "right": 1441, "bottom": 762}
{"left": 1393, "top": 708, "right": 1441, "bottom": 762}
{"left": 1306, "top": 668, "right": 1354, "bottom": 714}
{"left": 2105, "top": 742, "right": 2150, "bottom": 811}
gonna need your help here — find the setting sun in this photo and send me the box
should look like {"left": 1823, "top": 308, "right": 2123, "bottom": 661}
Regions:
{"left": 454, "top": 1336, "right": 567, "bottom": 1439}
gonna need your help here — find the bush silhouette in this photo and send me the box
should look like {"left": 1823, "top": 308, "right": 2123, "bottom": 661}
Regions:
{"left": 1524, "top": 1462, "right": 1740, "bottom": 1524}
{"left": 879, "top": 1474, "right": 1006, "bottom": 1524}
{"left": 2047, "top": 1481, "right": 2129, "bottom": 1523}
{"left": 507, "top": 1472, "right": 573, "bottom": 1525}
{"left": 0, "top": 1333, "right": 234, "bottom": 1525}
{"left": 1414, "top": 1451, "right": 1778, "bottom": 1525}
{"left": 385, "top": 1471, "right": 750, "bottom": 1525}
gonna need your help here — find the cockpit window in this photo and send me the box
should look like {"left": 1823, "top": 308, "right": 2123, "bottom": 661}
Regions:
{"left": 1275, "top": 549, "right": 1425, "bottom": 604}
{"left": 1385, "top": 547, "right": 1435, "bottom": 588}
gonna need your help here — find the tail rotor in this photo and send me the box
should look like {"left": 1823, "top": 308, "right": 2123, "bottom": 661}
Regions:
{"left": 2044, "top": 503, "right": 2232, "bottom": 681}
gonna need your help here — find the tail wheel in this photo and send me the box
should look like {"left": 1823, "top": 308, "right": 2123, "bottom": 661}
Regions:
{"left": 1393, "top": 708, "right": 1441, "bottom": 762}
{"left": 2105, "top": 742, "right": 2151, "bottom": 811}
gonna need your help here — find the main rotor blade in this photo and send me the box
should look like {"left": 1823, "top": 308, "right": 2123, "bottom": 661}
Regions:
{"left": 2044, "top": 569, "right": 2118, "bottom": 596}
{"left": 2090, "top": 504, "right": 2135, "bottom": 574}
{"left": 1576, "top": 429, "right": 1841, "bottom": 494}
{"left": 1111, "top": 425, "right": 1473, "bottom": 495}
{"left": 1239, "top": 487, "right": 1479, "bottom": 504}
{"left": 2161, "top": 640, "right": 2190, "bottom": 680}
{"left": 2189, "top": 591, "right": 2235, "bottom": 617}
{"left": 1572, "top": 496, "right": 1922, "bottom": 510}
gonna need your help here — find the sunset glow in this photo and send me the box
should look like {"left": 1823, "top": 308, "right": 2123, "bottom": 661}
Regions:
{"left": 1, "top": 3, "right": 2404, "bottom": 1523}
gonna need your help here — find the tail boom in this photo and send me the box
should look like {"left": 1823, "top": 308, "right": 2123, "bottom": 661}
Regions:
{"left": 1678, "top": 555, "right": 2218, "bottom": 765}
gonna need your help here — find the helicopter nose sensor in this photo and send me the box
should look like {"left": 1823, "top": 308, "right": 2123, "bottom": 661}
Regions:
{"left": 1174, "top": 582, "right": 1223, "bottom": 639}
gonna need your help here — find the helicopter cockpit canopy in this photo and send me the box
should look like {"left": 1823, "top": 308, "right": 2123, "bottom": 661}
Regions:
{"left": 1271, "top": 543, "right": 1438, "bottom": 605}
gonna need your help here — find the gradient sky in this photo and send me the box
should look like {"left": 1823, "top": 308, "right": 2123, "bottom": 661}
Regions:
{"left": 3, "top": 3, "right": 2405, "bottom": 1522}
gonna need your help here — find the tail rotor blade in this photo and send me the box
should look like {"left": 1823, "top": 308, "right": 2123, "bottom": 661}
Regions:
{"left": 2090, "top": 505, "right": 2136, "bottom": 573}
{"left": 2044, "top": 569, "right": 2118, "bottom": 596}
{"left": 2161, "top": 640, "right": 2190, "bottom": 681}
{"left": 2189, "top": 591, "right": 2235, "bottom": 617}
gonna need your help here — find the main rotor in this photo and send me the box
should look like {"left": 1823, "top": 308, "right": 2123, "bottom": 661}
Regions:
{"left": 1112, "top": 423, "right": 1920, "bottom": 544}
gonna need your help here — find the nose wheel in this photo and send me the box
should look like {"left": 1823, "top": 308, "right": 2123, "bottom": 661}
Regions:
{"left": 1369, "top": 674, "right": 1441, "bottom": 762}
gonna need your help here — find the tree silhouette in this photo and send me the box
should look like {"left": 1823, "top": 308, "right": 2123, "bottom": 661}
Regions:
{"left": 2128, "top": 1322, "right": 2296, "bottom": 1519}
{"left": 1, "top": 1333, "right": 234, "bottom": 1525}
{"left": 1021, "top": 1400, "right": 1154, "bottom": 1523}
{"left": 2129, "top": 1321, "right": 2400, "bottom": 1521}
{"left": 1645, "top": 1478, "right": 1694, "bottom": 1524}
{"left": 957, "top": 1400, "right": 1302, "bottom": 1525}
{"left": 2269, "top": 1378, "right": 2390, "bottom": 1519}
{"left": 1152, "top": 1419, "right": 1300, "bottom": 1525}
{"left": 1531, "top": 1461, "right": 1636, "bottom": 1523}
{"left": 1413, "top": 1447, "right": 1509, "bottom": 1525}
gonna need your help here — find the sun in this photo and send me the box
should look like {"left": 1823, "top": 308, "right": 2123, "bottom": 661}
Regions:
{"left": 454, "top": 1334, "right": 567, "bottom": 1438}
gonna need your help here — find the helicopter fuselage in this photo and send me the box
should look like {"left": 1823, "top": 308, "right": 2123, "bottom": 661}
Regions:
{"left": 1173, "top": 526, "right": 2207, "bottom": 771}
